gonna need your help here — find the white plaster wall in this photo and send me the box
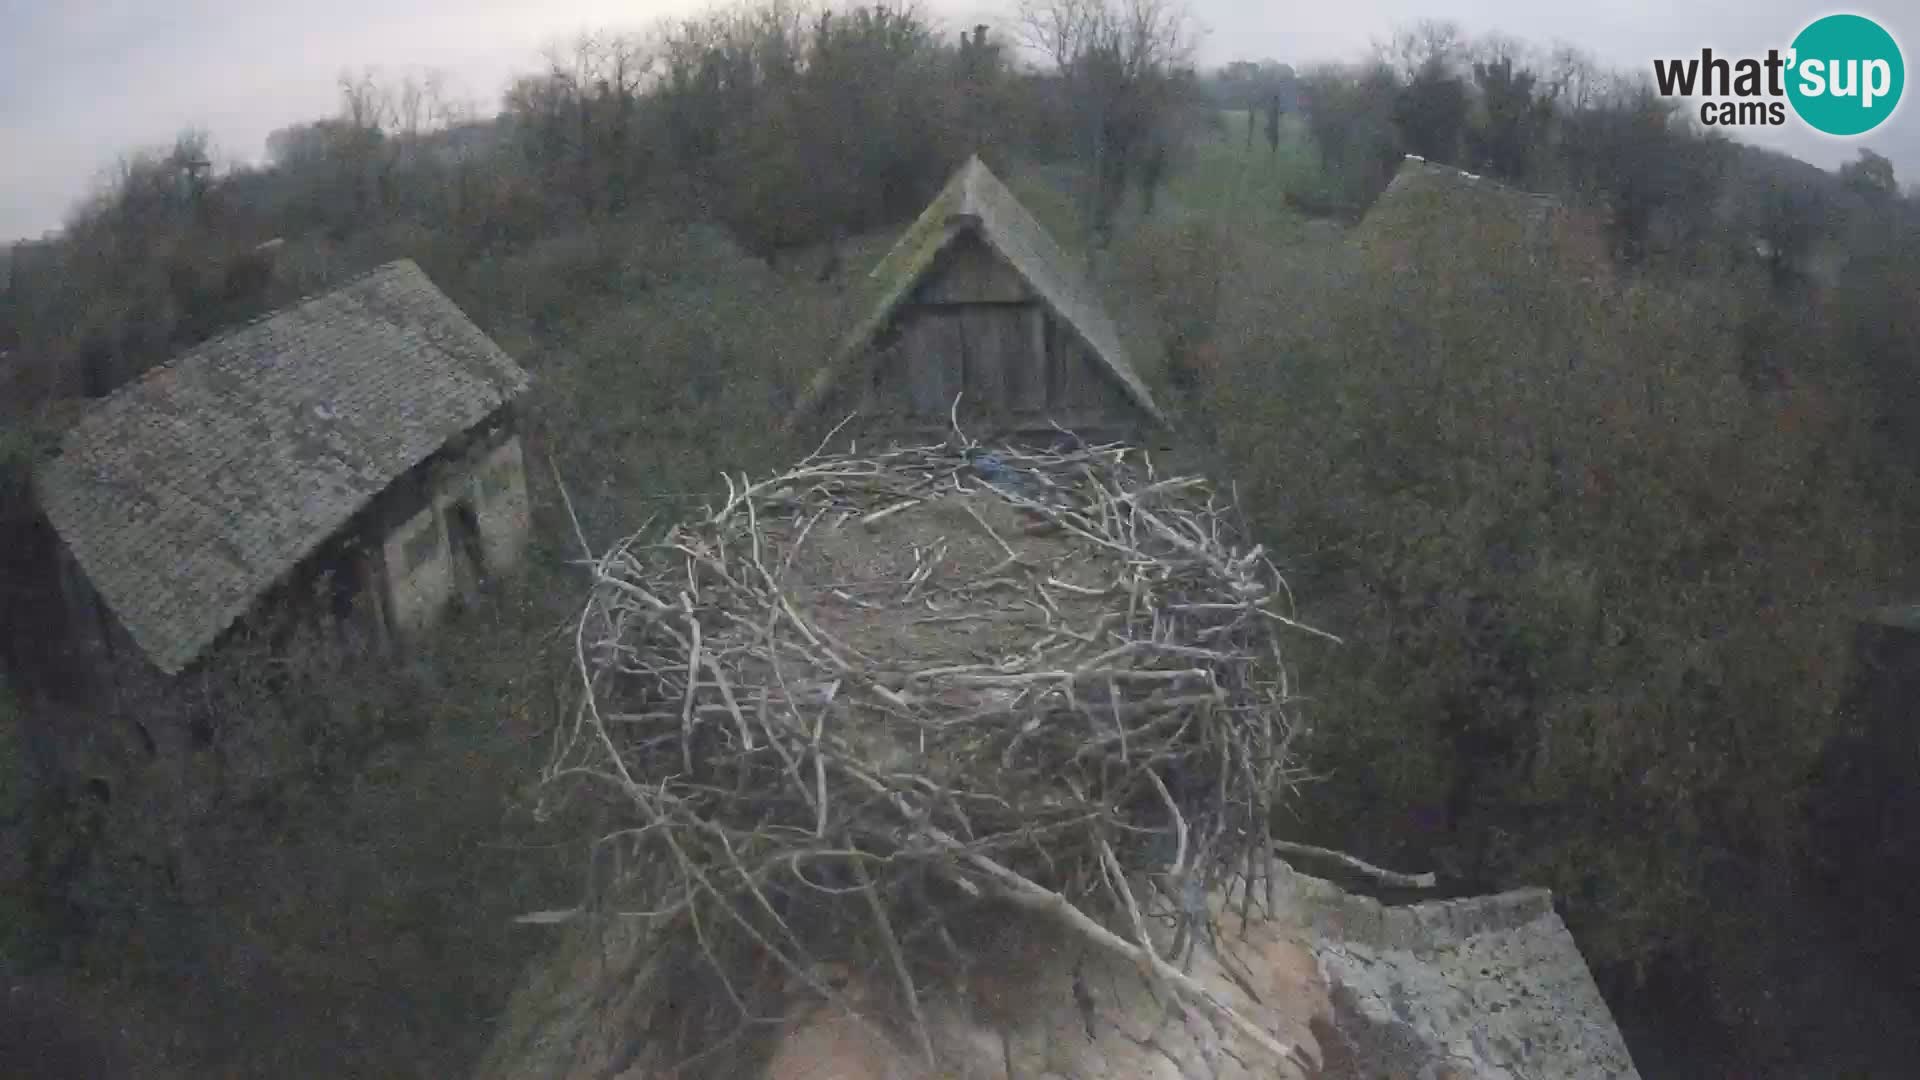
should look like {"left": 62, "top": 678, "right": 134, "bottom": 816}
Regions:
{"left": 377, "top": 431, "right": 528, "bottom": 639}
{"left": 383, "top": 501, "right": 454, "bottom": 635}
{"left": 469, "top": 435, "right": 531, "bottom": 573}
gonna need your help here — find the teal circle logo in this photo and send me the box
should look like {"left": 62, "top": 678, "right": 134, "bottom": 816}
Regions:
{"left": 1787, "top": 14, "right": 1904, "bottom": 136}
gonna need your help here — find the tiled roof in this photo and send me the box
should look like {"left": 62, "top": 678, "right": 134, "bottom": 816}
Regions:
{"left": 1278, "top": 866, "right": 1641, "bottom": 1078}
{"left": 35, "top": 259, "right": 528, "bottom": 673}
{"left": 793, "top": 155, "right": 1164, "bottom": 427}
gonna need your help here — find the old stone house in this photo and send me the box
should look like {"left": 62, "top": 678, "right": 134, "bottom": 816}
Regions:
{"left": 34, "top": 258, "right": 532, "bottom": 677}
{"left": 790, "top": 155, "right": 1166, "bottom": 445}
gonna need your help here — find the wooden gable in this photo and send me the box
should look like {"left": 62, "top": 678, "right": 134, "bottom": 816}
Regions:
{"left": 865, "top": 304, "right": 1137, "bottom": 441}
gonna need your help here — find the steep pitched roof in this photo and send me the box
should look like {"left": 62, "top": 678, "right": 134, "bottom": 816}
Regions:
{"left": 792, "top": 155, "right": 1164, "bottom": 428}
{"left": 36, "top": 259, "right": 529, "bottom": 674}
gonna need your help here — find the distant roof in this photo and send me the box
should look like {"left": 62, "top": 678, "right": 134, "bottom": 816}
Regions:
{"left": 1368, "top": 155, "right": 1562, "bottom": 223}
{"left": 36, "top": 259, "right": 529, "bottom": 674}
{"left": 792, "top": 155, "right": 1164, "bottom": 428}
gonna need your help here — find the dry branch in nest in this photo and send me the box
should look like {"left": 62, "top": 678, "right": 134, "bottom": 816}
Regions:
{"left": 540, "top": 423, "right": 1331, "bottom": 1073}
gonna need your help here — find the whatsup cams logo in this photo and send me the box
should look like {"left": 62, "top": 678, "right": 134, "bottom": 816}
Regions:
{"left": 1652, "top": 13, "right": 1904, "bottom": 135}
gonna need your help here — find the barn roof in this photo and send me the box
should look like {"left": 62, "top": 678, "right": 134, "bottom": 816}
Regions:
{"left": 792, "top": 155, "right": 1164, "bottom": 429}
{"left": 1361, "top": 155, "right": 1563, "bottom": 234}
{"left": 35, "top": 259, "right": 529, "bottom": 674}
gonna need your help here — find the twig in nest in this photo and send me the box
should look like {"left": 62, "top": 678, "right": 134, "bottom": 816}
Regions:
{"left": 852, "top": 855, "right": 936, "bottom": 1069}
{"left": 542, "top": 435, "right": 1328, "bottom": 1071}
{"left": 548, "top": 455, "right": 595, "bottom": 564}
{"left": 932, "top": 825, "right": 1309, "bottom": 1070}
{"left": 1273, "top": 841, "right": 1437, "bottom": 889}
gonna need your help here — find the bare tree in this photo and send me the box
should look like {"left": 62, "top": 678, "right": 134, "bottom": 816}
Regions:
{"left": 338, "top": 68, "right": 394, "bottom": 133}
{"left": 1018, "top": 0, "right": 1107, "bottom": 72}
{"left": 87, "top": 129, "right": 217, "bottom": 235}
{"left": 395, "top": 74, "right": 429, "bottom": 139}
{"left": 424, "top": 71, "right": 475, "bottom": 131}
{"left": 503, "top": 32, "right": 658, "bottom": 215}
{"left": 1542, "top": 43, "right": 1602, "bottom": 112}
{"left": 1473, "top": 33, "right": 1533, "bottom": 72}
{"left": 1377, "top": 19, "right": 1463, "bottom": 81}
{"left": 330, "top": 69, "right": 402, "bottom": 213}
{"left": 1016, "top": 0, "right": 1200, "bottom": 245}
{"left": 1840, "top": 148, "right": 1898, "bottom": 202}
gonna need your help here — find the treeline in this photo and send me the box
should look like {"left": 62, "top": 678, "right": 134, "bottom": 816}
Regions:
{"left": 0, "top": 0, "right": 1220, "bottom": 643}
{"left": 1284, "top": 19, "right": 1904, "bottom": 275}
{"left": 0, "top": 2, "right": 1203, "bottom": 659}
{"left": 0, "top": 0, "right": 1215, "bottom": 420}
{"left": 493, "top": 7, "right": 1005, "bottom": 255}
{"left": 1159, "top": 22, "right": 1920, "bottom": 1075}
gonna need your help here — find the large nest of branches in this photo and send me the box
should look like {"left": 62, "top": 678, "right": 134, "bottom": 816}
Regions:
{"left": 540, "top": 429, "right": 1328, "bottom": 1075}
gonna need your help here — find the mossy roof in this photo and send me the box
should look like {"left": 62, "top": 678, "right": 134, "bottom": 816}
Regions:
{"left": 791, "top": 156, "right": 1164, "bottom": 429}
{"left": 1359, "top": 155, "right": 1563, "bottom": 238}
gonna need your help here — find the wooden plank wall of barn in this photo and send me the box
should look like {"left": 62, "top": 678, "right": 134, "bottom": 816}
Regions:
{"left": 863, "top": 235, "right": 1135, "bottom": 437}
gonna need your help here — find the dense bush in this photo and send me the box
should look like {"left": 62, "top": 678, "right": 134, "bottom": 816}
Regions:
{"left": 1179, "top": 174, "right": 1919, "bottom": 1062}
{"left": 1467, "top": 55, "right": 1550, "bottom": 183}
{"left": 3, "top": 563, "right": 588, "bottom": 1075}
{"left": 1075, "top": 43, "right": 1920, "bottom": 1068}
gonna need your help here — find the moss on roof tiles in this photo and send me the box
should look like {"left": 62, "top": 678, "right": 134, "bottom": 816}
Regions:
{"left": 792, "top": 156, "right": 1164, "bottom": 429}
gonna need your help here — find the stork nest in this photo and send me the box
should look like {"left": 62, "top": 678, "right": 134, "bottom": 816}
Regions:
{"left": 538, "top": 429, "right": 1329, "bottom": 1073}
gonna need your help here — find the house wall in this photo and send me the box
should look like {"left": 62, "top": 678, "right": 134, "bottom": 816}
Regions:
{"left": 376, "top": 419, "right": 530, "bottom": 638}
{"left": 915, "top": 237, "right": 1032, "bottom": 303}
{"left": 1047, "top": 328, "right": 1137, "bottom": 422}
{"left": 382, "top": 499, "right": 455, "bottom": 635}
{"left": 894, "top": 305, "right": 1043, "bottom": 417}
{"left": 467, "top": 435, "right": 531, "bottom": 574}
{"left": 856, "top": 239, "right": 1147, "bottom": 443}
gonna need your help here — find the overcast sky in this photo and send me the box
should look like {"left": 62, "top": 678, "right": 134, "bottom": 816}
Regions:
{"left": 2, "top": 0, "right": 1914, "bottom": 242}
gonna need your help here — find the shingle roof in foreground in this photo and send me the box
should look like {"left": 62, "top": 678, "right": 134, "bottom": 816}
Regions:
{"left": 1278, "top": 866, "right": 1641, "bottom": 1077}
{"left": 35, "top": 259, "right": 529, "bottom": 674}
{"left": 793, "top": 155, "right": 1164, "bottom": 428}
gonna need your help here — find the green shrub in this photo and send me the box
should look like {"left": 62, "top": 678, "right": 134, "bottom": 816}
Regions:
{"left": 1296, "top": 63, "right": 1404, "bottom": 210}
{"left": 15, "top": 568, "right": 589, "bottom": 1074}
